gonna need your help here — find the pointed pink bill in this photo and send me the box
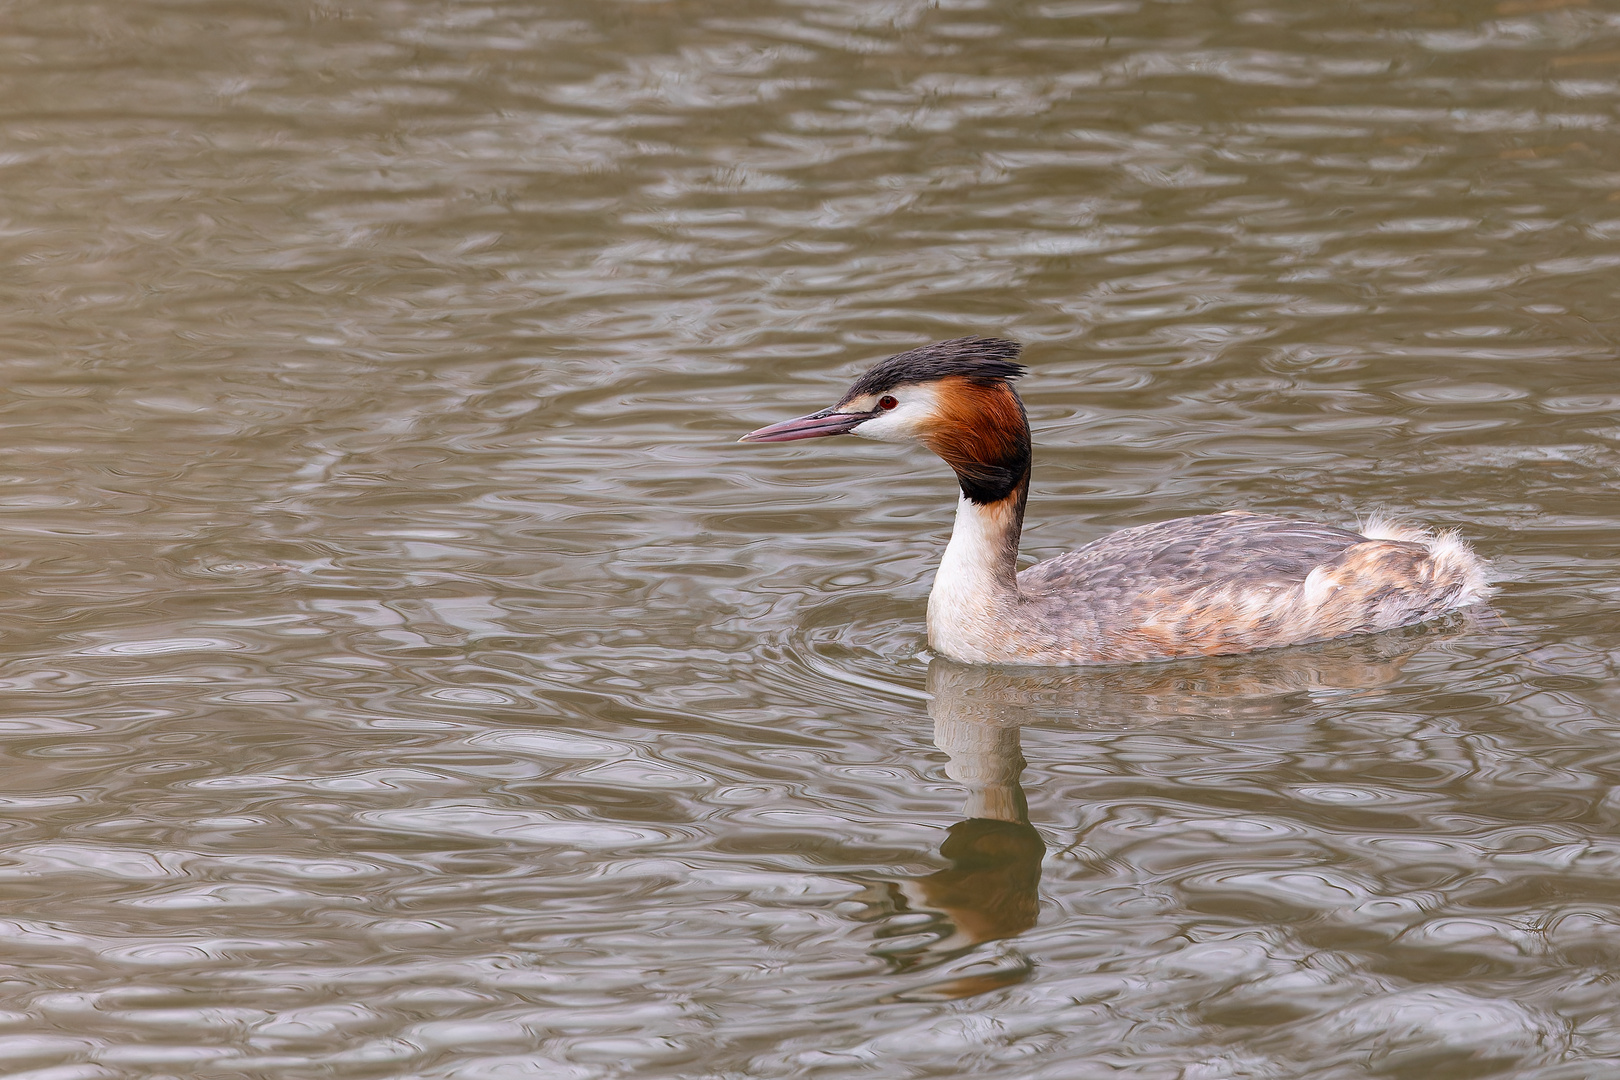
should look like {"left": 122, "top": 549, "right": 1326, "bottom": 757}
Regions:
{"left": 738, "top": 405, "right": 876, "bottom": 443}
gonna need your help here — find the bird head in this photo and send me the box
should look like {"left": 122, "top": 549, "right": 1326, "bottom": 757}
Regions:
{"left": 740, "top": 337, "right": 1031, "bottom": 504}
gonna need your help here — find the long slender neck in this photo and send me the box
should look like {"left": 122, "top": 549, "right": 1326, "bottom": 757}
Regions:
{"left": 927, "top": 467, "right": 1031, "bottom": 662}
{"left": 939, "top": 469, "right": 1029, "bottom": 593}
{"left": 922, "top": 379, "right": 1034, "bottom": 662}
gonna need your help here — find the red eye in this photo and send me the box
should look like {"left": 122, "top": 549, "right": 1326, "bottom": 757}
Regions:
{"left": 878, "top": 395, "right": 898, "bottom": 411}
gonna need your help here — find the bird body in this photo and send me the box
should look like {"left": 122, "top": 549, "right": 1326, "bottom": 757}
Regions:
{"left": 741, "top": 338, "right": 1491, "bottom": 666}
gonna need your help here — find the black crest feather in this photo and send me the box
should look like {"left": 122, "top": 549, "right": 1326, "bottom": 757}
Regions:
{"left": 841, "top": 337, "right": 1024, "bottom": 402}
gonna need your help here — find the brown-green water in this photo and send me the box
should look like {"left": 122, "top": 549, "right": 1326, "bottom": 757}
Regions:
{"left": 0, "top": 1, "right": 1617, "bottom": 1076}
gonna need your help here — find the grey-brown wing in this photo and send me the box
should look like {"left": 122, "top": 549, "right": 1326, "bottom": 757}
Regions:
{"left": 1017, "top": 512, "right": 1368, "bottom": 599}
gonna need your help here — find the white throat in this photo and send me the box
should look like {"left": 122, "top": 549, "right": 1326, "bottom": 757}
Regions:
{"left": 927, "top": 494, "right": 1021, "bottom": 663}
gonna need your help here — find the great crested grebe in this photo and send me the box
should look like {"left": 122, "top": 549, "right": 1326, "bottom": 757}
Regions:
{"left": 740, "top": 337, "right": 1492, "bottom": 666}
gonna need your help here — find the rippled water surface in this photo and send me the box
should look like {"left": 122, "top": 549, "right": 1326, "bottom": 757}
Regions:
{"left": 1, "top": 0, "right": 1619, "bottom": 1076}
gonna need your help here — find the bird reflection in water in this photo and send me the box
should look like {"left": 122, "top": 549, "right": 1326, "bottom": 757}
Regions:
{"left": 859, "top": 620, "right": 1466, "bottom": 1002}
{"left": 867, "top": 670, "right": 1045, "bottom": 1001}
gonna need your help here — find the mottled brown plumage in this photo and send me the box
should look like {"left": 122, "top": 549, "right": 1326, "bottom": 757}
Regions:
{"left": 741, "top": 337, "right": 1494, "bottom": 666}
{"left": 1004, "top": 511, "right": 1488, "bottom": 664}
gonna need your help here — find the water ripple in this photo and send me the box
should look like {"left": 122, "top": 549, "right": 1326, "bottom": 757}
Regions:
{"left": 0, "top": 0, "right": 1613, "bottom": 1074}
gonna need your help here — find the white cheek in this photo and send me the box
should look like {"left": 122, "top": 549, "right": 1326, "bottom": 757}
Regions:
{"left": 849, "top": 386, "right": 939, "bottom": 443}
